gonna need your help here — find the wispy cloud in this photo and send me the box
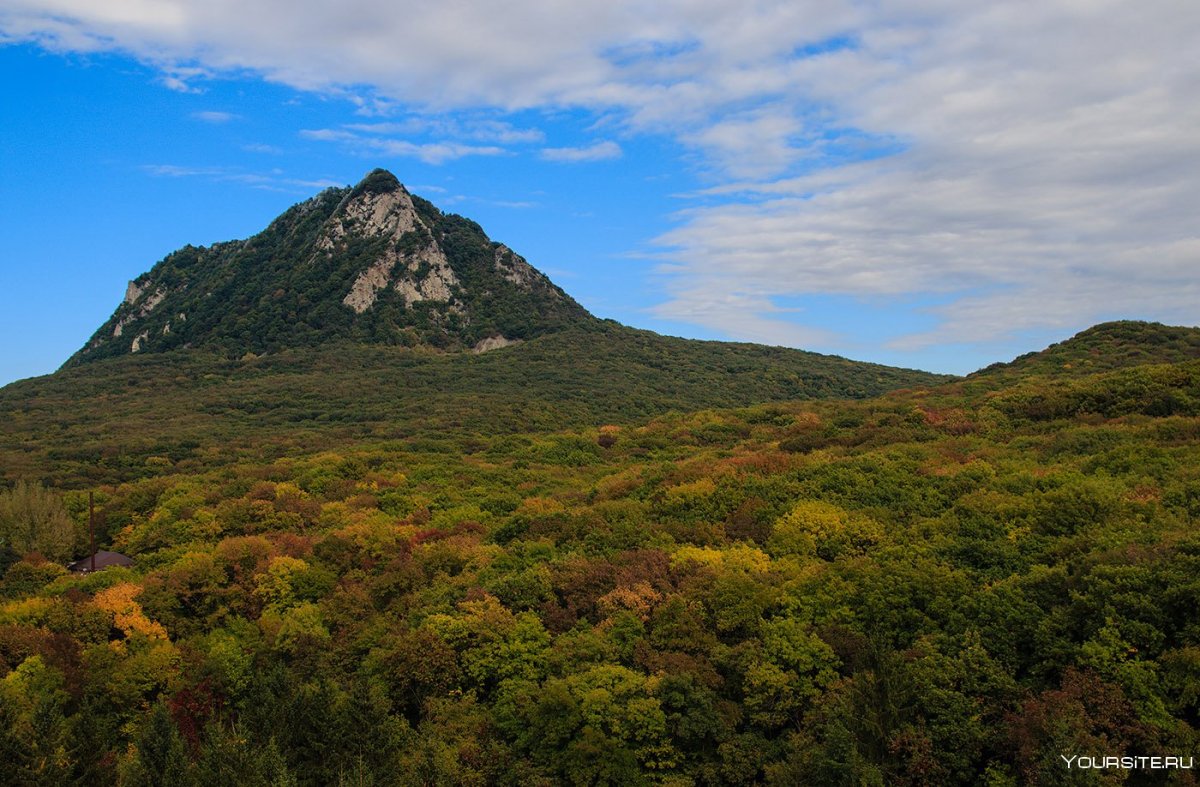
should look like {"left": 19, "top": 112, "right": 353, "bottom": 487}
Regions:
{"left": 192, "top": 110, "right": 236, "bottom": 123}
{"left": 370, "top": 139, "right": 505, "bottom": 164}
{"left": 242, "top": 142, "right": 284, "bottom": 155}
{"left": 649, "top": 286, "right": 836, "bottom": 348}
{"left": 540, "top": 140, "right": 622, "bottom": 163}
{"left": 298, "top": 116, "right": 540, "bottom": 163}
{"left": 346, "top": 118, "right": 544, "bottom": 144}
{"left": 300, "top": 127, "right": 506, "bottom": 164}
{"left": 142, "top": 164, "right": 342, "bottom": 192}
{"left": 298, "top": 129, "right": 356, "bottom": 143}
{"left": 158, "top": 66, "right": 210, "bottom": 93}
{"left": 649, "top": 3, "right": 1200, "bottom": 349}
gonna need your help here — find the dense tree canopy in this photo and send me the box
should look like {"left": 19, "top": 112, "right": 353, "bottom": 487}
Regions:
{"left": 3, "top": 324, "right": 1200, "bottom": 783}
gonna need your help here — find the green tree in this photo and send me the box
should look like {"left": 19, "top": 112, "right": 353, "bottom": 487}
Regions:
{"left": 0, "top": 480, "right": 76, "bottom": 562}
{"left": 124, "top": 702, "right": 196, "bottom": 787}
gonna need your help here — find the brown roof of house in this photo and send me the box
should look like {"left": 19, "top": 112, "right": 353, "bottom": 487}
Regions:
{"left": 67, "top": 550, "right": 134, "bottom": 572}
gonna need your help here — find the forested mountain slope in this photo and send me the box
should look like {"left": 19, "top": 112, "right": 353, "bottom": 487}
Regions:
{"left": 2, "top": 322, "right": 945, "bottom": 487}
{"left": 2, "top": 328, "right": 1200, "bottom": 784}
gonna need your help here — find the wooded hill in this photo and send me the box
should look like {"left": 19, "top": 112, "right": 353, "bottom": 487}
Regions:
{"left": 1, "top": 322, "right": 1198, "bottom": 783}
{"left": 4, "top": 171, "right": 944, "bottom": 487}
{"left": 2, "top": 171, "right": 1199, "bottom": 783}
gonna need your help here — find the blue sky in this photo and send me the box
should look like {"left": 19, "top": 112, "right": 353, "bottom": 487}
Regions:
{"left": 1, "top": 1, "right": 1197, "bottom": 386}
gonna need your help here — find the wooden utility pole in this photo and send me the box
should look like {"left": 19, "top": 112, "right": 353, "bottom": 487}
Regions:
{"left": 89, "top": 491, "right": 96, "bottom": 572}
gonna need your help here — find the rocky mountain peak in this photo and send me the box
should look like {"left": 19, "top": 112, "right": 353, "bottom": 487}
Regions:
{"left": 315, "top": 172, "right": 463, "bottom": 316}
{"left": 65, "top": 170, "right": 592, "bottom": 366}
{"left": 328, "top": 173, "right": 419, "bottom": 246}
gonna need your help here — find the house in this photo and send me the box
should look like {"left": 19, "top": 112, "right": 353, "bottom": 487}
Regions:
{"left": 67, "top": 550, "right": 134, "bottom": 573}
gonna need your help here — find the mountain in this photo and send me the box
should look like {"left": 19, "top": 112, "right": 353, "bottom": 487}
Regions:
{"left": 67, "top": 169, "right": 590, "bottom": 365}
{"left": 971, "top": 320, "right": 1200, "bottom": 383}
{"left": 2, "top": 170, "right": 949, "bottom": 485}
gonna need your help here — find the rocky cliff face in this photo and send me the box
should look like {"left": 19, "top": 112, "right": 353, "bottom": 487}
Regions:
{"left": 323, "top": 177, "right": 460, "bottom": 314}
{"left": 67, "top": 170, "right": 591, "bottom": 366}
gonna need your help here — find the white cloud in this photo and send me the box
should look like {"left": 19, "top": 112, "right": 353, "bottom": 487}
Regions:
{"left": 345, "top": 118, "right": 545, "bottom": 144}
{"left": 297, "top": 128, "right": 356, "bottom": 143}
{"left": 679, "top": 108, "right": 805, "bottom": 179}
{"left": 160, "top": 66, "right": 209, "bottom": 92}
{"left": 540, "top": 140, "right": 622, "bottom": 163}
{"left": 650, "top": 2, "right": 1200, "bottom": 349}
{"left": 192, "top": 110, "right": 235, "bottom": 123}
{"left": 243, "top": 142, "right": 283, "bottom": 154}
{"left": 3, "top": 0, "right": 1198, "bottom": 353}
{"left": 0, "top": 0, "right": 859, "bottom": 114}
{"left": 649, "top": 284, "right": 835, "bottom": 348}
{"left": 370, "top": 139, "right": 505, "bottom": 164}
{"left": 142, "top": 164, "right": 342, "bottom": 191}
{"left": 299, "top": 126, "right": 507, "bottom": 164}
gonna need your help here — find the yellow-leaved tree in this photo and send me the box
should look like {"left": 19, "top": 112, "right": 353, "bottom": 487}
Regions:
{"left": 0, "top": 480, "right": 76, "bottom": 562}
